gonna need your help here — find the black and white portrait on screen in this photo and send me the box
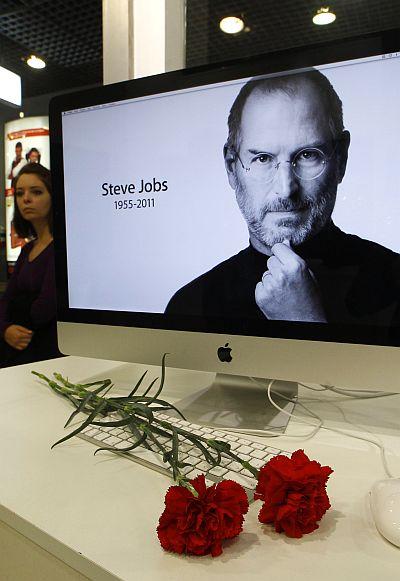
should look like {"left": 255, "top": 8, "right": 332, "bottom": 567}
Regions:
{"left": 166, "top": 69, "right": 400, "bottom": 326}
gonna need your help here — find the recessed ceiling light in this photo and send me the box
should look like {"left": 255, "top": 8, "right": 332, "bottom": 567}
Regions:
{"left": 220, "top": 16, "right": 245, "bottom": 35}
{"left": 27, "top": 55, "right": 46, "bottom": 69}
{"left": 19, "top": 111, "right": 24, "bottom": 118}
{"left": 313, "top": 7, "right": 336, "bottom": 26}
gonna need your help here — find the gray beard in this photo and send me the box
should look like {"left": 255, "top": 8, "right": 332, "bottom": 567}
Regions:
{"left": 235, "top": 187, "right": 336, "bottom": 248}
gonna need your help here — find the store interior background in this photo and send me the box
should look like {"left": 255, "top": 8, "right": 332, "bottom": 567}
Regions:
{"left": 0, "top": 0, "right": 399, "bottom": 294}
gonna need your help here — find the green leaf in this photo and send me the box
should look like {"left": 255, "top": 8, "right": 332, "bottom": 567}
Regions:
{"left": 130, "top": 398, "right": 186, "bottom": 420}
{"left": 141, "top": 376, "right": 159, "bottom": 397}
{"left": 146, "top": 353, "right": 168, "bottom": 403}
{"left": 51, "top": 400, "right": 107, "bottom": 449}
{"left": 145, "top": 429, "right": 167, "bottom": 455}
{"left": 171, "top": 429, "right": 180, "bottom": 480}
{"left": 93, "top": 431, "right": 148, "bottom": 455}
{"left": 185, "top": 434, "right": 218, "bottom": 466}
{"left": 127, "top": 370, "right": 148, "bottom": 397}
{"left": 91, "top": 416, "right": 133, "bottom": 428}
{"left": 129, "top": 402, "right": 154, "bottom": 423}
{"left": 64, "top": 389, "right": 100, "bottom": 428}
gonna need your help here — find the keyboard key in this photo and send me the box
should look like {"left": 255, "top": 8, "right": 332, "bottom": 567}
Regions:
{"left": 103, "top": 436, "right": 122, "bottom": 446}
{"left": 208, "top": 466, "right": 228, "bottom": 477}
{"left": 179, "top": 443, "right": 192, "bottom": 453}
{"left": 197, "top": 461, "right": 213, "bottom": 472}
{"left": 84, "top": 428, "right": 99, "bottom": 437}
{"left": 191, "top": 429, "right": 203, "bottom": 436}
{"left": 222, "top": 434, "right": 238, "bottom": 442}
{"left": 94, "top": 432, "right": 111, "bottom": 441}
{"left": 185, "top": 468, "right": 203, "bottom": 480}
{"left": 250, "top": 449, "right": 271, "bottom": 460}
{"left": 212, "top": 431, "right": 226, "bottom": 438}
{"left": 230, "top": 461, "right": 243, "bottom": 472}
{"left": 266, "top": 446, "right": 283, "bottom": 454}
{"left": 250, "top": 458, "right": 266, "bottom": 469}
{"left": 190, "top": 448, "right": 203, "bottom": 457}
{"left": 181, "top": 464, "right": 195, "bottom": 475}
{"left": 237, "top": 445, "right": 253, "bottom": 455}
{"left": 237, "top": 453, "right": 251, "bottom": 462}
{"left": 224, "top": 471, "right": 255, "bottom": 490}
{"left": 251, "top": 442, "right": 265, "bottom": 450}
{"left": 184, "top": 455, "right": 201, "bottom": 466}
{"left": 115, "top": 441, "right": 130, "bottom": 450}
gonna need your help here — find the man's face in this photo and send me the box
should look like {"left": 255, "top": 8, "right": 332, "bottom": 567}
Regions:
{"left": 225, "top": 83, "right": 349, "bottom": 251}
{"left": 15, "top": 145, "right": 22, "bottom": 158}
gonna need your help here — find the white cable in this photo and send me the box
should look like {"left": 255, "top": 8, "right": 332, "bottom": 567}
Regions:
{"left": 223, "top": 377, "right": 397, "bottom": 478}
{"left": 219, "top": 378, "right": 320, "bottom": 438}
{"left": 261, "top": 379, "right": 396, "bottom": 479}
{"left": 299, "top": 382, "right": 398, "bottom": 399}
{"left": 223, "top": 377, "right": 324, "bottom": 439}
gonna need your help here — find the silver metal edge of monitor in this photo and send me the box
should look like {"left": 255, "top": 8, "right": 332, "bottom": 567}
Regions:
{"left": 57, "top": 321, "right": 400, "bottom": 393}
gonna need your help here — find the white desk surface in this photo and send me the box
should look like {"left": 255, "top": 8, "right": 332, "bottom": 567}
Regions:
{"left": 0, "top": 356, "right": 399, "bottom": 580}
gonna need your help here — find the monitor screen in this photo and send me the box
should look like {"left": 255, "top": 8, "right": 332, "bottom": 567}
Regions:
{"left": 50, "top": 29, "right": 400, "bottom": 393}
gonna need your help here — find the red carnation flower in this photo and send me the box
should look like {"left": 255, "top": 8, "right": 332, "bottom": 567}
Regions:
{"left": 254, "top": 449, "right": 333, "bottom": 538}
{"left": 157, "top": 475, "right": 249, "bottom": 557}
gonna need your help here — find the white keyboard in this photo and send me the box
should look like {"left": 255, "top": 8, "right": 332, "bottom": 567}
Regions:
{"left": 77, "top": 411, "right": 290, "bottom": 495}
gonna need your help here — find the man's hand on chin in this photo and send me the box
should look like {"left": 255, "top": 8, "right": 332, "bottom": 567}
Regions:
{"left": 255, "top": 240, "right": 327, "bottom": 323}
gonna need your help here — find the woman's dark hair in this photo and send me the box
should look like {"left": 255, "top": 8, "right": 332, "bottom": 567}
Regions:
{"left": 12, "top": 163, "right": 52, "bottom": 238}
{"left": 26, "top": 147, "right": 41, "bottom": 163}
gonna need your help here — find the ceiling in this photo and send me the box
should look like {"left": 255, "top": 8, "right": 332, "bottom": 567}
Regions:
{"left": 0, "top": 0, "right": 102, "bottom": 101}
{"left": 186, "top": 0, "right": 400, "bottom": 67}
{"left": 0, "top": 0, "right": 399, "bottom": 104}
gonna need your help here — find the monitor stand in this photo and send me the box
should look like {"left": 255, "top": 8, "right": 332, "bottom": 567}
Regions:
{"left": 165, "top": 374, "right": 297, "bottom": 434}
{"left": 78, "top": 363, "right": 298, "bottom": 435}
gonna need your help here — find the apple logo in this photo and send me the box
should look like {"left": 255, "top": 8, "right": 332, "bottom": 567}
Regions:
{"left": 217, "top": 342, "right": 232, "bottom": 363}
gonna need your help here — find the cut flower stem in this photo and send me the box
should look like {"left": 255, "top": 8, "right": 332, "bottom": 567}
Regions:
{"left": 32, "top": 355, "right": 259, "bottom": 492}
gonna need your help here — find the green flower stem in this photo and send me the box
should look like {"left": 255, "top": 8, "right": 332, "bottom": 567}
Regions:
{"left": 32, "top": 365, "right": 260, "bottom": 489}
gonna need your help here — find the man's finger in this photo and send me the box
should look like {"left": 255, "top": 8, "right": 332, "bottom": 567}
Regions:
{"left": 266, "top": 255, "right": 281, "bottom": 276}
{"left": 271, "top": 241, "right": 300, "bottom": 264}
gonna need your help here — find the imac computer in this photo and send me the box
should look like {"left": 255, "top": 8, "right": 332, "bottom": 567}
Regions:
{"left": 49, "top": 29, "right": 400, "bottom": 432}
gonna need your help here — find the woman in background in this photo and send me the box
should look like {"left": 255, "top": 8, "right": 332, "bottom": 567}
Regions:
{"left": 0, "top": 163, "right": 61, "bottom": 367}
{"left": 26, "top": 147, "right": 41, "bottom": 164}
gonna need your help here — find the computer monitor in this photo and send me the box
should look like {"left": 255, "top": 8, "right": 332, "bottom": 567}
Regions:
{"left": 49, "top": 29, "right": 400, "bottom": 431}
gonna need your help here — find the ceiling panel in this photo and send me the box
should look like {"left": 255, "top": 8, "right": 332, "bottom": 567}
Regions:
{"left": 186, "top": 0, "right": 400, "bottom": 67}
{"left": 0, "top": 1, "right": 399, "bottom": 102}
{"left": 0, "top": 0, "right": 102, "bottom": 99}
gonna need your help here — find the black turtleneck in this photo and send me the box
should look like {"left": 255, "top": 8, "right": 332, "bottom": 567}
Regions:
{"left": 165, "top": 222, "right": 400, "bottom": 327}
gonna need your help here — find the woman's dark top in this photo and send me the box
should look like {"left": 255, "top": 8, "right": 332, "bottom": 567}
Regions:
{"left": 0, "top": 240, "right": 61, "bottom": 367}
